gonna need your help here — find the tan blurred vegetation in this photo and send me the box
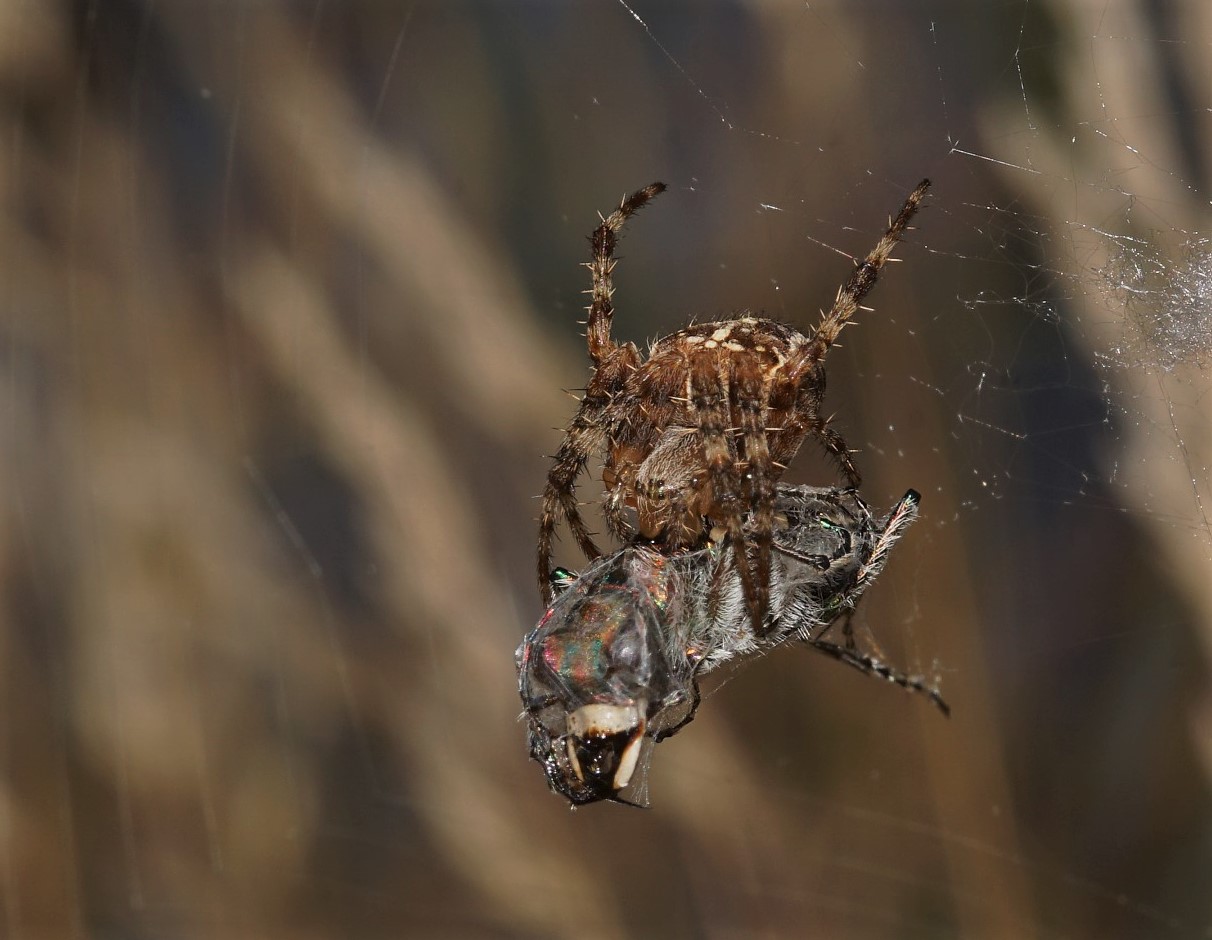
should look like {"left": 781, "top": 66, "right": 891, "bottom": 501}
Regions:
{"left": 0, "top": 1, "right": 1209, "bottom": 938}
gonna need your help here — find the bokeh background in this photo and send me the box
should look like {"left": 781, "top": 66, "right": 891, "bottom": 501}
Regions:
{"left": 2, "top": 1, "right": 1211, "bottom": 937}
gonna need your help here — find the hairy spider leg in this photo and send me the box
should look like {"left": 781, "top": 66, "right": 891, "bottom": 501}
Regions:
{"left": 538, "top": 350, "right": 638, "bottom": 602}
{"left": 769, "top": 357, "right": 863, "bottom": 488}
{"left": 785, "top": 179, "right": 931, "bottom": 486}
{"left": 801, "top": 179, "right": 930, "bottom": 362}
{"left": 538, "top": 182, "right": 666, "bottom": 602}
{"left": 586, "top": 182, "right": 667, "bottom": 363}
{"left": 688, "top": 354, "right": 761, "bottom": 631}
{"left": 733, "top": 358, "right": 777, "bottom": 634}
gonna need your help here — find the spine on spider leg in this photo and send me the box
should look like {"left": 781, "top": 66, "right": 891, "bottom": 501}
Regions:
{"left": 805, "top": 179, "right": 931, "bottom": 361}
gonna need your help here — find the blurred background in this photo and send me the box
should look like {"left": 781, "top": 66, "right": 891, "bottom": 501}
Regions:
{"left": 1, "top": 1, "right": 1211, "bottom": 937}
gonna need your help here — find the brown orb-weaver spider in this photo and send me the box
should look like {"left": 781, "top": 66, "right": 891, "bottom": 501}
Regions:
{"left": 538, "top": 179, "right": 930, "bottom": 633}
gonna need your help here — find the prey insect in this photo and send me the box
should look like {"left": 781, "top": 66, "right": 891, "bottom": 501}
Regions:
{"left": 518, "top": 484, "right": 945, "bottom": 807}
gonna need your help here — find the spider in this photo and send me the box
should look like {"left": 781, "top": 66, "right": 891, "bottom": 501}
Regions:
{"left": 538, "top": 179, "right": 930, "bottom": 635}
{"left": 518, "top": 483, "right": 946, "bottom": 807}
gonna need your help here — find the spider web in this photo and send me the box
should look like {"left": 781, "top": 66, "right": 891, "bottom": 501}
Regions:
{"left": 4, "top": 1, "right": 1211, "bottom": 938}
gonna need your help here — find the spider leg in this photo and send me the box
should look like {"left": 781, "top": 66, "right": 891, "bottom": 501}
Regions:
{"left": 538, "top": 182, "right": 666, "bottom": 601}
{"left": 780, "top": 181, "right": 929, "bottom": 486}
{"left": 800, "top": 179, "right": 929, "bottom": 366}
{"left": 734, "top": 362, "right": 776, "bottom": 636}
{"left": 587, "top": 182, "right": 667, "bottom": 364}
{"left": 689, "top": 354, "right": 762, "bottom": 630}
{"left": 538, "top": 420, "right": 605, "bottom": 602}
{"left": 538, "top": 350, "right": 639, "bottom": 602}
{"left": 601, "top": 452, "right": 640, "bottom": 544}
{"left": 816, "top": 420, "right": 863, "bottom": 489}
{"left": 774, "top": 363, "right": 862, "bottom": 487}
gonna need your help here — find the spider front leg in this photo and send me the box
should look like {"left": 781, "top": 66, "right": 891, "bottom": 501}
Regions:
{"left": 688, "top": 355, "right": 765, "bottom": 629}
{"left": 600, "top": 459, "right": 638, "bottom": 545}
{"left": 538, "top": 182, "right": 666, "bottom": 603}
{"left": 816, "top": 422, "right": 862, "bottom": 489}
{"left": 733, "top": 363, "right": 777, "bottom": 635}
{"left": 801, "top": 179, "right": 930, "bottom": 362}
{"left": 538, "top": 425, "right": 604, "bottom": 603}
{"left": 782, "top": 362, "right": 863, "bottom": 488}
{"left": 586, "top": 182, "right": 667, "bottom": 365}
{"left": 538, "top": 349, "right": 639, "bottom": 603}
{"left": 782, "top": 180, "right": 930, "bottom": 487}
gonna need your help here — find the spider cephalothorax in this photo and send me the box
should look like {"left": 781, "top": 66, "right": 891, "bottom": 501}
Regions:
{"left": 538, "top": 180, "right": 930, "bottom": 632}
